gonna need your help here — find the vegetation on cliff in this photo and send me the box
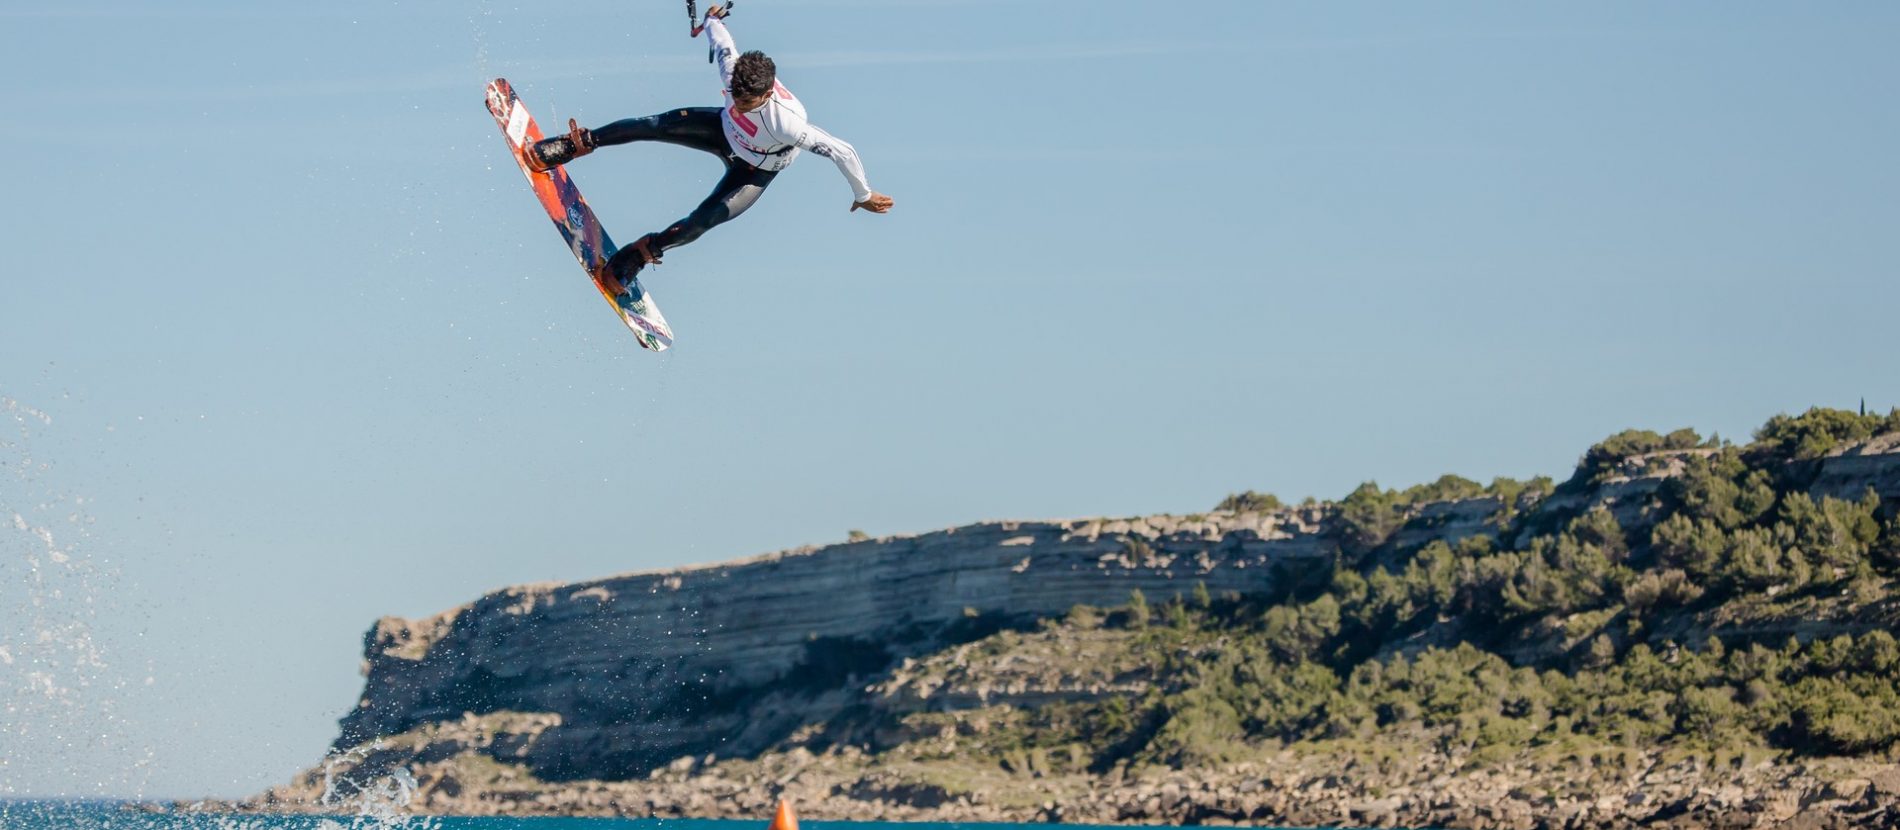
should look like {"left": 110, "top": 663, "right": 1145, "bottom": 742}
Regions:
{"left": 873, "top": 407, "right": 1900, "bottom": 777}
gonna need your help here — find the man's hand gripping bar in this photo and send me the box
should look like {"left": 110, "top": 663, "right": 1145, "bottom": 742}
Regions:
{"left": 688, "top": 0, "right": 734, "bottom": 39}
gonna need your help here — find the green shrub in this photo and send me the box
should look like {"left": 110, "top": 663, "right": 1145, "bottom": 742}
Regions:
{"left": 1339, "top": 481, "right": 1407, "bottom": 555}
{"left": 1216, "top": 490, "right": 1284, "bottom": 513}
{"left": 1406, "top": 474, "right": 1487, "bottom": 503}
{"left": 1576, "top": 428, "right": 1703, "bottom": 483}
{"left": 1667, "top": 449, "right": 1776, "bottom": 530}
{"left": 1125, "top": 589, "right": 1150, "bottom": 630}
{"left": 1752, "top": 407, "right": 1900, "bottom": 461}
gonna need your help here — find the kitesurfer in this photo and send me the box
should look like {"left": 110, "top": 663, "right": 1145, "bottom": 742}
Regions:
{"left": 525, "top": 4, "right": 895, "bottom": 291}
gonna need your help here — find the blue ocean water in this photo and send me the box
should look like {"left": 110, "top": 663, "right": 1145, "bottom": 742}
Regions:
{"left": 0, "top": 803, "right": 1181, "bottom": 830}
{"left": 0, "top": 802, "right": 701, "bottom": 830}
{"left": 0, "top": 803, "right": 741, "bottom": 829}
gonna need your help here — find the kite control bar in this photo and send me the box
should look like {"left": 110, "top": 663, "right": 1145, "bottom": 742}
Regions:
{"left": 686, "top": 0, "right": 733, "bottom": 38}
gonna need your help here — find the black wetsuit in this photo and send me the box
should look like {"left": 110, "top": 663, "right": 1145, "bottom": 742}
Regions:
{"left": 597, "top": 108, "right": 778, "bottom": 275}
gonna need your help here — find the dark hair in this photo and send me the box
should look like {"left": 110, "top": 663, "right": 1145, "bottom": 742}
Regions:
{"left": 731, "top": 50, "right": 776, "bottom": 100}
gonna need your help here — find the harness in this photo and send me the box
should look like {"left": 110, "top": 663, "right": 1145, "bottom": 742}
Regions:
{"left": 734, "top": 135, "right": 796, "bottom": 160}
{"left": 750, "top": 136, "right": 795, "bottom": 157}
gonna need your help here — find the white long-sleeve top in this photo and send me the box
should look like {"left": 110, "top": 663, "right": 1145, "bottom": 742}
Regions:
{"left": 703, "top": 18, "right": 873, "bottom": 203}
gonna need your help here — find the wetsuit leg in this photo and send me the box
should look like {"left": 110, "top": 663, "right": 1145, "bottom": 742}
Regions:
{"left": 591, "top": 108, "right": 727, "bottom": 157}
{"left": 651, "top": 162, "right": 779, "bottom": 252}
{"left": 598, "top": 108, "right": 778, "bottom": 282}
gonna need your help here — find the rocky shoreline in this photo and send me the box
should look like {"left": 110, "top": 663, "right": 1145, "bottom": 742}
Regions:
{"left": 214, "top": 722, "right": 1900, "bottom": 829}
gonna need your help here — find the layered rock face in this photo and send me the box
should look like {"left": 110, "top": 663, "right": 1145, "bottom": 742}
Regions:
{"left": 342, "top": 512, "right": 1357, "bottom": 779}
{"left": 337, "top": 441, "right": 1900, "bottom": 785}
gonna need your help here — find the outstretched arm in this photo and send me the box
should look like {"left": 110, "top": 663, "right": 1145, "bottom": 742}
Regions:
{"left": 702, "top": 16, "right": 739, "bottom": 90}
{"left": 797, "top": 124, "right": 892, "bottom": 213}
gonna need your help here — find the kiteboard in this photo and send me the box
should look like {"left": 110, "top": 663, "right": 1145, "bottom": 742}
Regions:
{"left": 483, "top": 78, "right": 674, "bottom": 351}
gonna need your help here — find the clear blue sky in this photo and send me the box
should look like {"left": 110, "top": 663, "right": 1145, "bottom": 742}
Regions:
{"left": 2, "top": 0, "right": 1895, "bottom": 801}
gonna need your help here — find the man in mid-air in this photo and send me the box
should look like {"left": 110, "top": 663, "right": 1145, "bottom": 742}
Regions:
{"left": 526, "top": 4, "right": 894, "bottom": 291}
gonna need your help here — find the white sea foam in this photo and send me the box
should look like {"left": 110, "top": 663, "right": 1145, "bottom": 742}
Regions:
{"left": 0, "top": 395, "right": 144, "bottom": 799}
{"left": 313, "top": 742, "right": 439, "bottom": 830}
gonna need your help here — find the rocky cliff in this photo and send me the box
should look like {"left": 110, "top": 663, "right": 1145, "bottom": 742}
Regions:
{"left": 261, "top": 418, "right": 1900, "bottom": 829}
{"left": 342, "top": 509, "right": 1346, "bottom": 779}
{"left": 342, "top": 432, "right": 1900, "bottom": 783}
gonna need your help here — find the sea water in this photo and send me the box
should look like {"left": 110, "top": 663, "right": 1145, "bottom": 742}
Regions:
{"left": 0, "top": 800, "right": 603, "bottom": 828}
{"left": 0, "top": 805, "right": 1178, "bottom": 830}
{"left": 0, "top": 800, "right": 595, "bottom": 828}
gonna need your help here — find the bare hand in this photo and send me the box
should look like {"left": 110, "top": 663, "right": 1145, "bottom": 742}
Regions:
{"left": 851, "top": 193, "right": 894, "bottom": 214}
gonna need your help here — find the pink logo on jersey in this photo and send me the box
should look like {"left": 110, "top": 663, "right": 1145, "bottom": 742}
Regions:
{"left": 729, "top": 105, "right": 760, "bottom": 137}
{"left": 773, "top": 80, "right": 795, "bottom": 101}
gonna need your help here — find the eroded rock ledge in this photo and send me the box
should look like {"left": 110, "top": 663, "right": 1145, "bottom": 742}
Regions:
{"left": 341, "top": 509, "right": 1351, "bottom": 779}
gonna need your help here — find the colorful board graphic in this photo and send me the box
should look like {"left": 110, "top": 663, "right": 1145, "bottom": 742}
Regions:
{"left": 484, "top": 78, "right": 674, "bottom": 351}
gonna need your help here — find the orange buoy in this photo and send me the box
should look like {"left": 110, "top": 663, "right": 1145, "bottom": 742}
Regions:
{"left": 768, "top": 800, "right": 799, "bottom": 830}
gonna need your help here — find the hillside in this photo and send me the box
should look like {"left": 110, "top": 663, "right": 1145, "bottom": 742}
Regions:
{"left": 239, "top": 407, "right": 1900, "bottom": 829}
